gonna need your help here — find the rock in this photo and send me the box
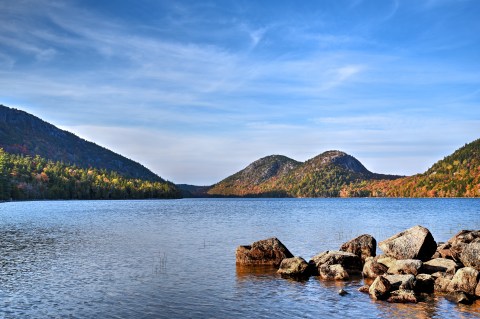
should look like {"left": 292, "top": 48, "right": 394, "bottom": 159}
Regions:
{"left": 379, "top": 225, "right": 437, "bottom": 261}
{"left": 414, "top": 274, "right": 434, "bottom": 293}
{"left": 449, "top": 291, "right": 474, "bottom": 305}
{"left": 363, "top": 257, "right": 388, "bottom": 278}
{"left": 319, "top": 264, "right": 349, "bottom": 280}
{"left": 236, "top": 237, "right": 293, "bottom": 266}
{"left": 433, "top": 272, "right": 453, "bottom": 292}
{"left": 447, "top": 267, "right": 479, "bottom": 295}
{"left": 277, "top": 256, "right": 310, "bottom": 279}
{"left": 358, "top": 285, "right": 370, "bottom": 293}
{"left": 384, "top": 274, "right": 416, "bottom": 290}
{"left": 440, "top": 230, "right": 480, "bottom": 261}
{"left": 338, "top": 289, "right": 348, "bottom": 296}
{"left": 388, "top": 259, "right": 422, "bottom": 276}
{"left": 369, "top": 275, "right": 392, "bottom": 300}
{"left": 476, "top": 280, "right": 480, "bottom": 297}
{"left": 375, "top": 255, "right": 397, "bottom": 269}
{"left": 340, "top": 234, "right": 376, "bottom": 262}
{"left": 460, "top": 242, "right": 480, "bottom": 271}
{"left": 422, "top": 258, "right": 460, "bottom": 275}
{"left": 387, "top": 289, "right": 418, "bottom": 303}
{"left": 309, "top": 250, "right": 362, "bottom": 275}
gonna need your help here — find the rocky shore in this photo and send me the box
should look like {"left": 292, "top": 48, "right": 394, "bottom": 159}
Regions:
{"left": 235, "top": 226, "right": 480, "bottom": 305}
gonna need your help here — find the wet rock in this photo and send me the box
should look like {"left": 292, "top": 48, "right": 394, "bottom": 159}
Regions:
{"left": 449, "top": 291, "right": 474, "bottom": 305}
{"left": 440, "top": 230, "right": 480, "bottom": 261}
{"left": 387, "top": 289, "right": 418, "bottom": 303}
{"left": 447, "top": 267, "right": 479, "bottom": 295}
{"left": 388, "top": 259, "right": 422, "bottom": 276}
{"left": 476, "top": 280, "right": 480, "bottom": 298}
{"left": 433, "top": 272, "right": 453, "bottom": 292}
{"left": 460, "top": 242, "right": 480, "bottom": 271}
{"left": 379, "top": 225, "right": 437, "bottom": 261}
{"left": 414, "top": 274, "right": 434, "bottom": 293}
{"left": 375, "top": 255, "right": 397, "bottom": 269}
{"left": 358, "top": 285, "right": 370, "bottom": 293}
{"left": 340, "top": 234, "right": 376, "bottom": 262}
{"left": 384, "top": 274, "right": 415, "bottom": 290}
{"left": 338, "top": 289, "right": 349, "bottom": 296}
{"left": 236, "top": 237, "right": 293, "bottom": 266}
{"left": 277, "top": 256, "right": 310, "bottom": 279}
{"left": 369, "top": 275, "right": 392, "bottom": 300}
{"left": 363, "top": 257, "right": 388, "bottom": 278}
{"left": 422, "top": 258, "right": 460, "bottom": 275}
{"left": 319, "top": 264, "right": 349, "bottom": 280}
{"left": 309, "top": 250, "right": 362, "bottom": 275}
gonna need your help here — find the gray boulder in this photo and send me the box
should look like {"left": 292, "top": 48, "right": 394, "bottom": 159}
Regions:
{"left": 379, "top": 225, "right": 437, "bottom": 261}
{"left": 422, "top": 258, "right": 460, "bottom": 275}
{"left": 460, "top": 242, "right": 480, "bottom": 271}
{"left": 236, "top": 237, "right": 293, "bottom": 266}
{"left": 388, "top": 259, "right": 422, "bottom": 276}
{"left": 340, "top": 234, "right": 376, "bottom": 262}
{"left": 369, "top": 275, "right": 392, "bottom": 300}
{"left": 438, "top": 230, "right": 480, "bottom": 261}
{"left": 277, "top": 256, "right": 310, "bottom": 279}
{"left": 309, "top": 250, "right": 362, "bottom": 275}
{"left": 363, "top": 257, "right": 388, "bottom": 278}
{"left": 447, "top": 267, "right": 479, "bottom": 295}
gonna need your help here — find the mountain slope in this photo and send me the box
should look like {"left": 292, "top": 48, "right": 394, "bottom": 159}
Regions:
{"left": 208, "top": 151, "right": 401, "bottom": 197}
{"left": 0, "top": 104, "right": 162, "bottom": 182}
{"left": 341, "top": 138, "right": 480, "bottom": 197}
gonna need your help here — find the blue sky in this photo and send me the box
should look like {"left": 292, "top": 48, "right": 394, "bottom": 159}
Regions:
{"left": 1, "top": 0, "right": 479, "bottom": 185}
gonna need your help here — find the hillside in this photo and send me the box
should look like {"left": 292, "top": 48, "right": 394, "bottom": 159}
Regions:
{"left": 0, "top": 104, "right": 162, "bottom": 182}
{"left": 207, "top": 151, "right": 401, "bottom": 197}
{"left": 341, "top": 138, "right": 480, "bottom": 197}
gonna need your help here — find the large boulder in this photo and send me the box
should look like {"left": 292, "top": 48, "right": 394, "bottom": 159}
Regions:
{"left": 379, "top": 225, "right": 437, "bottom": 261}
{"left": 309, "top": 250, "right": 362, "bottom": 275}
{"left": 340, "top": 234, "right": 376, "bottom": 262}
{"left": 422, "top": 258, "right": 460, "bottom": 275}
{"left": 388, "top": 259, "right": 422, "bottom": 276}
{"left": 319, "top": 264, "right": 349, "bottom": 280}
{"left": 387, "top": 289, "right": 418, "bottom": 303}
{"left": 236, "top": 237, "right": 293, "bottom": 266}
{"left": 384, "top": 274, "right": 415, "bottom": 290}
{"left": 433, "top": 272, "right": 453, "bottom": 292}
{"left": 438, "top": 230, "right": 480, "bottom": 261}
{"left": 363, "top": 257, "right": 388, "bottom": 278}
{"left": 414, "top": 274, "right": 434, "bottom": 293}
{"left": 459, "top": 242, "right": 480, "bottom": 271}
{"left": 447, "top": 267, "right": 479, "bottom": 295}
{"left": 369, "top": 275, "right": 392, "bottom": 300}
{"left": 277, "top": 256, "right": 310, "bottom": 279}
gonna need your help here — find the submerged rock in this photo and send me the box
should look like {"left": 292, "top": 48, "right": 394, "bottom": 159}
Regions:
{"left": 379, "top": 225, "right": 437, "bottom": 261}
{"left": 338, "top": 289, "right": 349, "bottom": 296}
{"left": 340, "top": 234, "right": 376, "bottom": 262}
{"left": 363, "top": 257, "right": 388, "bottom": 278}
{"left": 387, "top": 289, "right": 418, "bottom": 303}
{"left": 387, "top": 259, "right": 422, "bottom": 276}
{"left": 447, "top": 267, "right": 479, "bottom": 295}
{"left": 277, "top": 256, "right": 310, "bottom": 279}
{"left": 358, "top": 285, "right": 370, "bottom": 293}
{"left": 236, "top": 237, "right": 293, "bottom": 266}
{"left": 449, "top": 291, "right": 474, "bottom": 305}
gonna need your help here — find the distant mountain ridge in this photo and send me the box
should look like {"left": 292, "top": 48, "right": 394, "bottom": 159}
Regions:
{"left": 0, "top": 104, "right": 162, "bottom": 182}
{"left": 205, "top": 150, "right": 402, "bottom": 197}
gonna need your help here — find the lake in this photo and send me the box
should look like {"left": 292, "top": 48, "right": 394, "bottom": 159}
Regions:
{"left": 0, "top": 198, "right": 479, "bottom": 318}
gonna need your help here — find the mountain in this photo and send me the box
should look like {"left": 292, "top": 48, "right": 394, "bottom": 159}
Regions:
{"left": 207, "top": 151, "right": 401, "bottom": 197}
{"left": 341, "top": 138, "right": 480, "bottom": 197}
{"left": 0, "top": 104, "right": 161, "bottom": 182}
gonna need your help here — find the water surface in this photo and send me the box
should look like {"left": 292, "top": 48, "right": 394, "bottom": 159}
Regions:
{"left": 0, "top": 198, "right": 479, "bottom": 318}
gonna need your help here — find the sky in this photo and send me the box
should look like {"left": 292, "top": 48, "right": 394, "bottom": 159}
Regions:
{"left": 1, "top": 0, "right": 479, "bottom": 185}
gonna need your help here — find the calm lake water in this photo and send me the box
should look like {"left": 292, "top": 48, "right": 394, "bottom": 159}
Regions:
{"left": 0, "top": 198, "right": 479, "bottom": 318}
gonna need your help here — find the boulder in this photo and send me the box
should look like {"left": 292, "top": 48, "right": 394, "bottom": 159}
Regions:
{"left": 439, "top": 230, "right": 480, "bottom": 261}
{"left": 449, "top": 291, "right": 474, "bottom": 305}
{"left": 236, "top": 237, "right": 293, "bottom": 266}
{"left": 369, "top": 275, "right": 392, "bottom": 300}
{"left": 358, "top": 285, "right": 370, "bottom": 293}
{"left": 309, "top": 250, "right": 362, "bottom": 275}
{"left": 414, "top": 274, "right": 434, "bottom": 293}
{"left": 379, "top": 225, "right": 437, "bottom": 261}
{"left": 433, "top": 272, "right": 453, "bottom": 292}
{"left": 387, "top": 289, "right": 418, "bottom": 303}
{"left": 388, "top": 259, "right": 422, "bottom": 276}
{"left": 375, "top": 255, "right": 397, "bottom": 269}
{"left": 447, "top": 267, "right": 479, "bottom": 295}
{"left": 340, "top": 234, "right": 376, "bottom": 262}
{"left": 476, "top": 280, "right": 480, "bottom": 298}
{"left": 422, "top": 258, "right": 460, "bottom": 275}
{"left": 319, "top": 264, "right": 349, "bottom": 280}
{"left": 384, "top": 274, "right": 415, "bottom": 290}
{"left": 277, "top": 256, "right": 310, "bottom": 279}
{"left": 363, "top": 257, "right": 388, "bottom": 278}
{"left": 460, "top": 242, "right": 480, "bottom": 271}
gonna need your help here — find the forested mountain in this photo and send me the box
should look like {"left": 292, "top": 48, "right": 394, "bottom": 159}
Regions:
{"left": 207, "top": 151, "right": 401, "bottom": 197}
{"left": 341, "top": 138, "right": 480, "bottom": 197}
{"left": 0, "top": 104, "right": 162, "bottom": 181}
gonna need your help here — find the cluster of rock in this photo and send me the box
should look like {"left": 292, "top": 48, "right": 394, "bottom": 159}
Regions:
{"left": 235, "top": 226, "right": 480, "bottom": 304}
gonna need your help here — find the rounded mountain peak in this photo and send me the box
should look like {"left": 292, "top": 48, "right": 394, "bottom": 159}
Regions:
{"left": 308, "top": 150, "right": 371, "bottom": 174}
